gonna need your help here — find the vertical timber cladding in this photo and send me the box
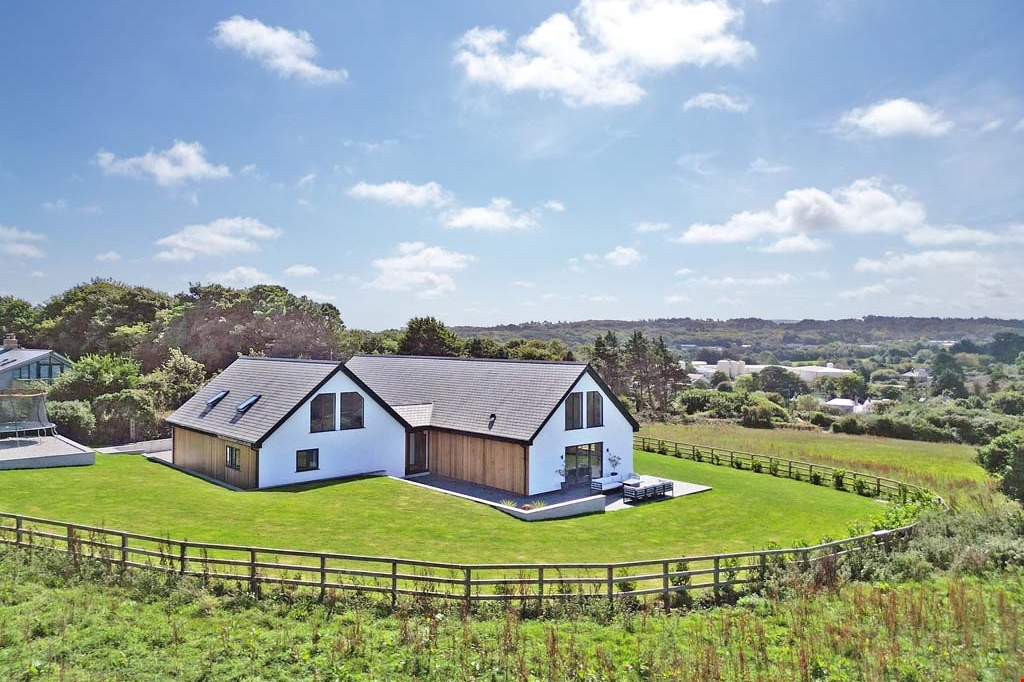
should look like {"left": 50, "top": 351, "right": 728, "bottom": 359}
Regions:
{"left": 427, "top": 429, "right": 528, "bottom": 495}
{"left": 172, "top": 426, "right": 258, "bottom": 489}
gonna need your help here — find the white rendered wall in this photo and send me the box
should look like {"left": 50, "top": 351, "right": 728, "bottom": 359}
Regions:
{"left": 258, "top": 372, "right": 406, "bottom": 488}
{"left": 527, "top": 372, "right": 635, "bottom": 496}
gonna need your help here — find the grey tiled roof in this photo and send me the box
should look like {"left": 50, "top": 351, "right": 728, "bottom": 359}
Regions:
{"left": 0, "top": 348, "right": 70, "bottom": 372}
{"left": 166, "top": 357, "right": 341, "bottom": 445}
{"left": 346, "top": 355, "right": 589, "bottom": 442}
{"left": 393, "top": 403, "right": 434, "bottom": 428}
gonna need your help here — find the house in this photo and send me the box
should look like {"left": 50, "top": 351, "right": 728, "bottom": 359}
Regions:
{"left": 825, "top": 397, "right": 856, "bottom": 413}
{"left": 167, "top": 355, "right": 639, "bottom": 495}
{"left": 0, "top": 334, "right": 74, "bottom": 391}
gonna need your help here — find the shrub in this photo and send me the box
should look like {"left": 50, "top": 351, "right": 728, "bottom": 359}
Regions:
{"left": 832, "top": 416, "right": 866, "bottom": 435}
{"left": 614, "top": 567, "right": 636, "bottom": 593}
{"left": 46, "top": 400, "right": 96, "bottom": 443}
{"left": 809, "top": 411, "right": 835, "bottom": 429}
{"left": 530, "top": 500, "right": 548, "bottom": 509}
{"left": 498, "top": 499, "right": 517, "bottom": 508}
{"left": 768, "top": 460, "right": 780, "bottom": 476}
{"left": 832, "top": 469, "right": 847, "bottom": 491}
{"left": 852, "top": 477, "right": 871, "bottom": 497}
{"left": 809, "top": 470, "right": 823, "bottom": 486}
{"left": 751, "top": 460, "right": 763, "bottom": 474}
{"left": 93, "top": 389, "right": 157, "bottom": 445}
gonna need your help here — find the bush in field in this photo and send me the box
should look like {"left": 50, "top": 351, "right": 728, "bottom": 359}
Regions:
{"left": 46, "top": 400, "right": 96, "bottom": 443}
{"left": 809, "top": 411, "right": 835, "bottom": 429}
{"left": 977, "top": 430, "right": 1024, "bottom": 505}
{"left": 832, "top": 416, "right": 866, "bottom": 435}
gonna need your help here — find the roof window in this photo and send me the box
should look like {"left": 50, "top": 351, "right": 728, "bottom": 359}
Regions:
{"left": 206, "top": 390, "right": 229, "bottom": 407}
{"left": 236, "top": 394, "right": 261, "bottom": 413}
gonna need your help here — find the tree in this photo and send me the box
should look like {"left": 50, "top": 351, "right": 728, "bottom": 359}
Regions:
{"left": 0, "top": 295, "right": 38, "bottom": 345}
{"left": 835, "top": 372, "right": 868, "bottom": 401}
{"left": 931, "top": 350, "right": 968, "bottom": 398}
{"left": 48, "top": 354, "right": 142, "bottom": 403}
{"left": 708, "top": 370, "right": 730, "bottom": 388}
{"left": 93, "top": 389, "right": 158, "bottom": 445}
{"left": 142, "top": 349, "right": 207, "bottom": 410}
{"left": 464, "top": 337, "right": 508, "bottom": 359}
{"left": 398, "top": 316, "right": 463, "bottom": 357}
{"left": 751, "top": 366, "right": 809, "bottom": 399}
{"left": 977, "top": 430, "right": 1024, "bottom": 504}
{"left": 590, "top": 331, "right": 627, "bottom": 396}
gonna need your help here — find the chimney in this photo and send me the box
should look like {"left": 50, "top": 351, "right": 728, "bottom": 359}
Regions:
{"left": 2, "top": 333, "right": 17, "bottom": 352}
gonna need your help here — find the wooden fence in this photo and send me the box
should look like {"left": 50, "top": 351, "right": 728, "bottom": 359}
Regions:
{"left": 635, "top": 435, "right": 925, "bottom": 502}
{"left": 0, "top": 510, "right": 913, "bottom": 610}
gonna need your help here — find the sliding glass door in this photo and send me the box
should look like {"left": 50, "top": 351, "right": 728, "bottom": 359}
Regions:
{"left": 564, "top": 442, "right": 603, "bottom": 485}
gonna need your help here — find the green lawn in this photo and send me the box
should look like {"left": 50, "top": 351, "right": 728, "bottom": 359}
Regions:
{"left": 640, "top": 422, "right": 990, "bottom": 506}
{"left": 0, "top": 451, "right": 881, "bottom": 564}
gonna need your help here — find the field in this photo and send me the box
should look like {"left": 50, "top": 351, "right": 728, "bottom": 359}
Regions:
{"left": 640, "top": 423, "right": 990, "bottom": 506}
{"left": 0, "top": 544, "right": 1020, "bottom": 681}
{"left": 0, "top": 450, "right": 882, "bottom": 564}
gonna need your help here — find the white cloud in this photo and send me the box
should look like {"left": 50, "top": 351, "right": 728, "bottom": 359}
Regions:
{"left": 284, "top": 264, "right": 319, "bottom": 277}
{"left": 0, "top": 225, "right": 46, "bottom": 258}
{"left": 41, "top": 199, "right": 67, "bottom": 211}
{"left": 96, "top": 251, "right": 122, "bottom": 262}
{"left": 212, "top": 15, "right": 347, "bottom": 84}
{"left": 209, "top": 266, "right": 278, "bottom": 287}
{"left": 342, "top": 139, "right": 398, "bottom": 153}
{"left": 604, "top": 245, "right": 642, "bottom": 266}
{"left": 347, "top": 180, "right": 452, "bottom": 208}
{"left": 748, "top": 157, "right": 789, "bottom": 174}
{"left": 690, "top": 273, "right": 791, "bottom": 286}
{"left": 635, "top": 221, "right": 671, "bottom": 233}
{"left": 675, "top": 178, "right": 926, "bottom": 245}
{"left": 905, "top": 224, "right": 1024, "bottom": 247}
{"left": 756, "top": 233, "right": 830, "bottom": 253}
{"left": 979, "top": 119, "right": 1003, "bottom": 133}
{"left": 454, "top": 0, "right": 755, "bottom": 107}
{"left": 543, "top": 199, "right": 566, "bottom": 212}
{"left": 853, "top": 250, "right": 984, "bottom": 273}
{"left": 683, "top": 91, "right": 750, "bottom": 112}
{"left": 441, "top": 198, "right": 537, "bottom": 231}
{"left": 155, "top": 216, "right": 280, "bottom": 261}
{"left": 296, "top": 173, "right": 316, "bottom": 188}
{"left": 95, "top": 140, "right": 231, "bottom": 186}
{"left": 368, "top": 242, "right": 476, "bottom": 299}
{"left": 835, "top": 98, "right": 953, "bottom": 138}
{"left": 1014, "top": 118, "right": 1024, "bottom": 133}
{"left": 240, "top": 164, "right": 261, "bottom": 177}
{"left": 674, "top": 268, "right": 693, "bottom": 275}
{"left": 664, "top": 294, "right": 691, "bottom": 304}
{"left": 838, "top": 284, "right": 889, "bottom": 300}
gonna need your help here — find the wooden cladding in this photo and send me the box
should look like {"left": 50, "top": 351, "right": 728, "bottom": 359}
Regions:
{"left": 427, "top": 429, "right": 528, "bottom": 495}
{"left": 172, "top": 426, "right": 258, "bottom": 490}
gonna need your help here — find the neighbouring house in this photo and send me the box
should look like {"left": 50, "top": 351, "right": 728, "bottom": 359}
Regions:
{"left": 825, "top": 397, "right": 857, "bottom": 413}
{"left": 167, "top": 355, "right": 639, "bottom": 495}
{"left": 901, "top": 367, "right": 932, "bottom": 384}
{"left": 0, "top": 334, "right": 74, "bottom": 391}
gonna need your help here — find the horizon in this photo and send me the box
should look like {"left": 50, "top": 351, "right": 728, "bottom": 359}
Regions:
{"left": 1, "top": 1, "right": 1022, "bottom": 328}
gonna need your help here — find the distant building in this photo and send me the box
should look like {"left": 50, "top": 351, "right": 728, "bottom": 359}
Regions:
{"left": 0, "top": 335, "right": 74, "bottom": 391}
{"left": 690, "top": 359, "right": 852, "bottom": 384}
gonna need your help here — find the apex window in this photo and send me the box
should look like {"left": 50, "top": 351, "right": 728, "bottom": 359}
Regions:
{"left": 310, "top": 393, "right": 336, "bottom": 432}
{"left": 340, "top": 392, "right": 364, "bottom": 430}
{"left": 586, "top": 391, "right": 603, "bottom": 427}
{"left": 565, "top": 392, "right": 583, "bottom": 430}
{"left": 296, "top": 448, "right": 319, "bottom": 472}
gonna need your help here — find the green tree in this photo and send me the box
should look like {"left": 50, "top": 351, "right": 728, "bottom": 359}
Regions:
{"left": 931, "top": 350, "right": 968, "bottom": 398}
{"left": 398, "top": 316, "right": 463, "bottom": 357}
{"left": 835, "top": 372, "right": 868, "bottom": 401}
{"left": 751, "top": 366, "right": 809, "bottom": 399}
{"left": 141, "top": 349, "right": 207, "bottom": 410}
{"left": 93, "top": 389, "right": 158, "bottom": 445}
{"left": 590, "top": 331, "right": 627, "bottom": 396}
{"left": 0, "top": 295, "right": 39, "bottom": 345}
{"left": 49, "top": 354, "right": 142, "bottom": 402}
{"left": 976, "top": 430, "right": 1024, "bottom": 504}
{"left": 464, "top": 337, "right": 508, "bottom": 359}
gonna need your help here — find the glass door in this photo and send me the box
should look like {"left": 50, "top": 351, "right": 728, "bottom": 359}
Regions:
{"left": 564, "top": 442, "right": 603, "bottom": 485}
{"left": 406, "top": 431, "right": 428, "bottom": 475}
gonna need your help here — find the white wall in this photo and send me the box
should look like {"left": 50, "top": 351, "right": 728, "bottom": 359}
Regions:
{"left": 258, "top": 372, "right": 406, "bottom": 488}
{"left": 528, "top": 372, "right": 635, "bottom": 495}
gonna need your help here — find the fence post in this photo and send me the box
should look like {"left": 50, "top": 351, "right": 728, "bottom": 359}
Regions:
{"left": 390, "top": 561, "right": 398, "bottom": 608}
{"left": 66, "top": 525, "right": 74, "bottom": 558}
{"left": 120, "top": 533, "right": 128, "bottom": 570}
{"left": 788, "top": 460, "right": 793, "bottom": 478}
{"left": 179, "top": 542, "right": 187, "bottom": 575}
{"left": 15, "top": 516, "right": 22, "bottom": 546}
{"left": 713, "top": 557, "right": 720, "bottom": 600}
{"left": 319, "top": 555, "right": 327, "bottom": 601}
{"left": 876, "top": 476, "right": 881, "bottom": 498}
{"left": 463, "top": 567, "right": 472, "bottom": 612}
{"left": 537, "top": 566, "right": 544, "bottom": 609}
{"left": 248, "top": 549, "right": 258, "bottom": 595}
{"left": 607, "top": 565, "right": 614, "bottom": 604}
{"left": 759, "top": 552, "right": 767, "bottom": 587}
{"left": 662, "top": 560, "right": 670, "bottom": 611}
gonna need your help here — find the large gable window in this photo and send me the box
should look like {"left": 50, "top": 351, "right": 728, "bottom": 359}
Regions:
{"left": 296, "top": 448, "right": 319, "bottom": 472}
{"left": 340, "top": 392, "right": 364, "bottom": 430}
{"left": 310, "top": 393, "right": 336, "bottom": 432}
{"left": 565, "top": 392, "right": 583, "bottom": 430}
{"left": 586, "top": 391, "right": 603, "bottom": 427}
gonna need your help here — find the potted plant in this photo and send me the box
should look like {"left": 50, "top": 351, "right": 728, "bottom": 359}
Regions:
{"left": 607, "top": 451, "right": 621, "bottom": 476}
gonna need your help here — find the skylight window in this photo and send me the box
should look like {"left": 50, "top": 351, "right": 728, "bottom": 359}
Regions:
{"left": 206, "top": 390, "right": 229, "bottom": 407}
{"left": 236, "top": 394, "right": 261, "bottom": 413}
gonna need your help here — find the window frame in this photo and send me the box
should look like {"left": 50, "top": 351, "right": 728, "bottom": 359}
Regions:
{"left": 309, "top": 392, "right": 337, "bottom": 433}
{"left": 225, "top": 445, "right": 241, "bottom": 470}
{"left": 564, "top": 391, "right": 583, "bottom": 430}
{"left": 296, "top": 448, "right": 320, "bottom": 472}
{"left": 586, "top": 390, "right": 604, "bottom": 427}
{"left": 340, "top": 391, "right": 365, "bottom": 430}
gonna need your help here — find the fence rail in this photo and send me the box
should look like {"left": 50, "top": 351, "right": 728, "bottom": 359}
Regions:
{"left": 634, "top": 435, "right": 925, "bottom": 502}
{"left": 0, "top": 510, "right": 913, "bottom": 609}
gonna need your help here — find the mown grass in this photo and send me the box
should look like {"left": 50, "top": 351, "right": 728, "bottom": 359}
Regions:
{"left": 0, "top": 451, "right": 881, "bottom": 563}
{"left": 640, "top": 422, "right": 991, "bottom": 506}
{"left": 0, "top": 544, "right": 1020, "bottom": 681}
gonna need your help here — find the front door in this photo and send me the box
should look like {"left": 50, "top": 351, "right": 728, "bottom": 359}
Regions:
{"left": 406, "top": 431, "right": 428, "bottom": 475}
{"left": 564, "top": 442, "right": 603, "bottom": 485}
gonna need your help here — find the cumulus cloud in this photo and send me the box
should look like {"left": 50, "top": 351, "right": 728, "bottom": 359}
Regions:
{"left": 979, "top": 119, "right": 1003, "bottom": 134}
{"left": 95, "top": 141, "right": 231, "bottom": 186}
{"left": 209, "top": 266, "right": 278, "bottom": 287}
{"left": 347, "top": 181, "right": 452, "bottom": 208}
{"left": 155, "top": 217, "right": 280, "bottom": 261}
{"left": 212, "top": 15, "right": 347, "bottom": 84}
{"left": 604, "top": 245, "right": 642, "bottom": 266}
{"left": 284, "top": 264, "right": 319, "bottom": 277}
{"left": 0, "top": 225, "right": 46, "bottom": 258}
{"left": 838, "top": 284, "right": 889, "bottom": 300}
{"left": 853, "top": 250, "right": 984, "bottom": 273}
{"left": 835, "top": 98, "right": 953, "bottom": 138}
{"left": 905, "top": 224, "right": 1024, "bottom": 247}
{"left": 441, "top": 198, "right": 537, "bottom": 231}
{"left": 748, "top": 157, "right": 789, "bottom": 174}
{"left": 675, "top": 178, "right": 925, "bottom": 245}
{"left": 756, "top": 233, "right": 830, "bottom": 253}
{"left": 96, "top": 251, "right": 122, "bottom": 262}
{"left": 454, "top": 0, "right": 755, "bottom": 107}
{"left": 543, "top": 200, "right": 566, "bottom": 212}
{"left": 635, "top": 221, "right": 671, "bottom": 233}
{"left": 683, "top": 91, "right": 751, "bottom": 112}
{"left": 1014, "top": 118, "right": 1024, "bottom": 133}
{"left": 368, "top": 242, "right": 476, "bottom": 299}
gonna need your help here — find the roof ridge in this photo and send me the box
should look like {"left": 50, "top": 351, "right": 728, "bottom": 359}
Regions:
{"left": 237, "top": 356, "right": 342, "bottom": 366}
{"left": 349, "top": 354, "right": 588, "bottom": 366}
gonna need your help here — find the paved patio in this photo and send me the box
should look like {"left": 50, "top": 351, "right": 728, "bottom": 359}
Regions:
{"left": 405, "top": 473, "right": 710, "bottom": 513}
{"left": 0, "top": 435, "right": 95, "bottom": 469}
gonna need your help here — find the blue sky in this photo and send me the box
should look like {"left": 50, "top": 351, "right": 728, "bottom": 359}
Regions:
{"left": 1, "top": 1, "right": 1022, "bottom": 330}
